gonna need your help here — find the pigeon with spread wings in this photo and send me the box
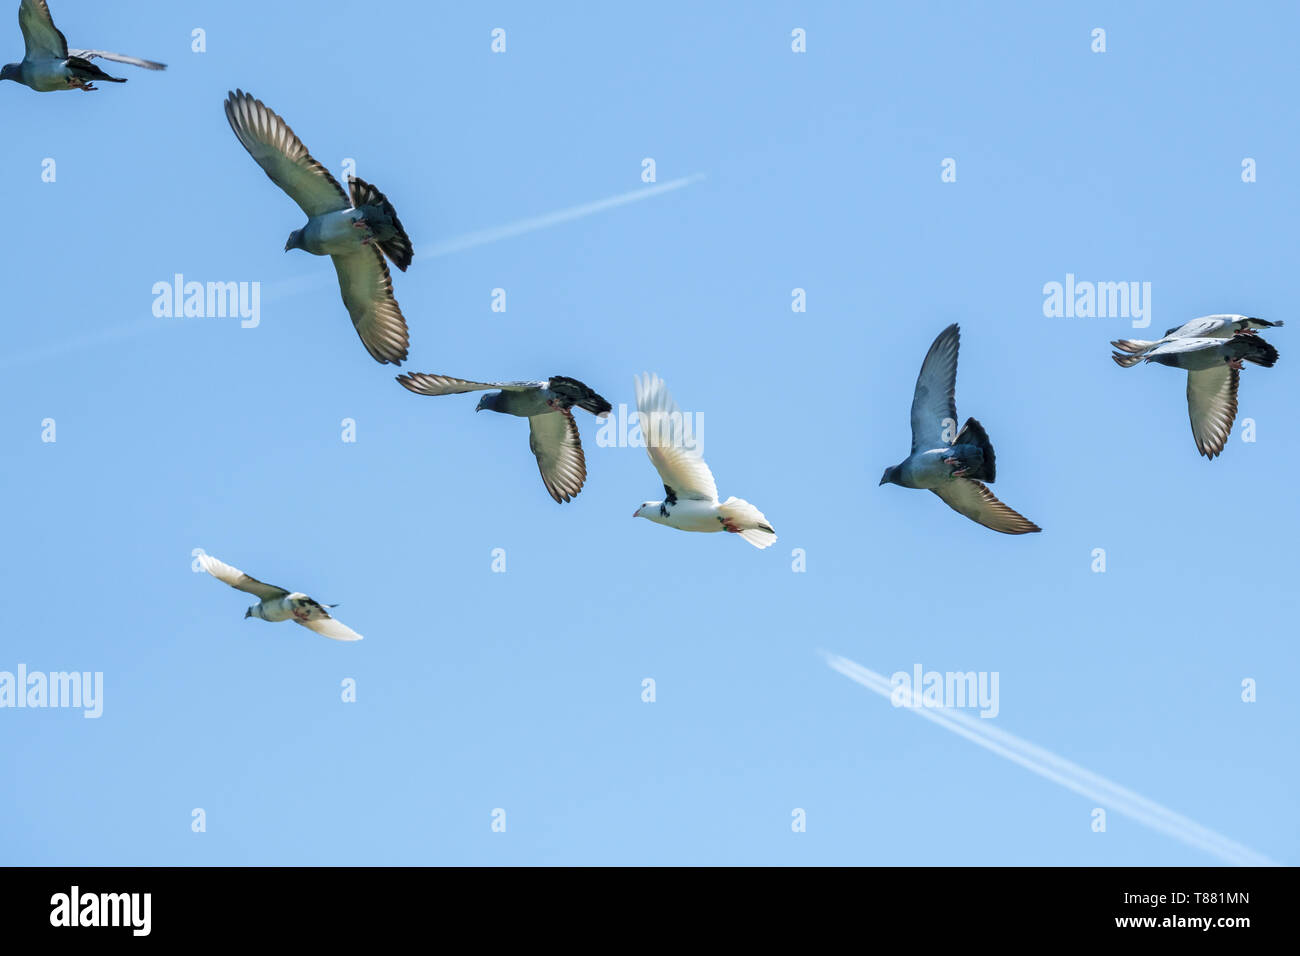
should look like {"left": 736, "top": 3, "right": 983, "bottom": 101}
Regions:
{"left": 1120, "top": 332, "right": 1279, "bottom": 459}
{"left": 2, "top": 0, "right": 165, "bottom": 92}
{"left": 880, "top": 324, "right": 1041, "bottom": 535}
{"left": 396, "top": 373, "right": 611, "bottom": 503}
{"left": 198, "top": 553, "right": 363, "bottom": 642}
{"left": 224, "top": 89, "right": 413, "bottom": 365}
{"left": 632, "top": 373, "right": 776, "bottom": 549}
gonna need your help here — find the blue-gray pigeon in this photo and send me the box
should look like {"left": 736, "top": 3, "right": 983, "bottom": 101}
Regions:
{"left": 396, "top": 373, "right": 612, "bottom": 503}
{"left": 2, "top": 0, "right": 164, "bottom": 92}
{"left": 880, "top": 324, "right": 1041, "bottom": 535}
{"left": 1115, "top": 331, "right": 1280, "bottom": 459}
{"left": 224, "top": 89, "right": 413, "bottom": 365}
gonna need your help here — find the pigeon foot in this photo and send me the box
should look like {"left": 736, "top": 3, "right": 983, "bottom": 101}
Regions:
{"left": 1228, "top": 358, "right": 1245, "bottom": 370}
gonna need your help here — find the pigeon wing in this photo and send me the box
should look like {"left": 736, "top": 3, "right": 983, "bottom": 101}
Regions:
{"left": 223, "top": 90, "right": 351, "bottom": 219}
{"left": 1186, "top": 364, "right": 1238, "bottom": 459}
{"left": 199, "top": 554, "right": 289, "bottom": 599}
{"left": 68, "top": 49, "right": 166, "bottom": 70}
{"left": 528, "top": 410, "right": 587, "bottom": 503}
{"left": 931, "top": 478, "right": 1041, "bottom": 535}
{"left": 18, "top": 0, "right": 66, "bottom": 59}
{"left": 395, "top": 374, "right": 544, "bottom": 396}
{"left": 297, "top": 616, "right": 364, "bottom": 642}
{"left": 910, "top": 323, "right": 960, "bottom": 452}
{"left": 634, "top": 373, "right": 717, "bottom": 501}
{"left": 331, "top": 247, "right": 410, "bottom": 365}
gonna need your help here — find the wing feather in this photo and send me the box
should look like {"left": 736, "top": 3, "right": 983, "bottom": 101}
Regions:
{"left": 18, "top": 0, "right": 66, "bottom": 59}
{"left": 396, "top": 374, "right": 543, "bottom": 396}
{"left": 634, "top": 373, "right": 717, "bottom": 501}
{"left": 297, "top": 616, "right": 364, "bottom": 642}
{"left": 910, "top": 324, "right": 960, "bottom": 452}
{"left": 528, "top": 410, "right": 587, "bottom": 503}
{"left": 223, "top": 90, "right": 350, "bottom": 219}
{"left": 1186, "top": 365, "right": 1238, "bottom": 459}
{"left": 198, "top": 554, "right": 289, "bottom": 599}
{"left": 332, "top": 247, "right": 410, "bottom": 365}
{"left": 69, "top": 49, "right": 166, "bottom": 70}
{"left": 930, "top": 479, "right": 1041, "bottom": 535}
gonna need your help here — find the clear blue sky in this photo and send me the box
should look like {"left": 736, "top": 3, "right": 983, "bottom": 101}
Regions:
{"left": 2, "top": 1, "right": 1295, "bottom": 865}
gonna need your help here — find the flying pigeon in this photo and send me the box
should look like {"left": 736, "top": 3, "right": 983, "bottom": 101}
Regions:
{"left": 396, "top": 373, "right": 611, "bottom": 503}
{"left": 1114, "top": 332, "right": 1280, "bottom": 459}
{"left": 631, "top": 372, "right": 776, "bottom": 549}
{"left": 1, "top": 0, "right": 165, "bottom": 92}
{"left": 224, "top": 89, "right": 412, "bottom": 365}
{"left": 1110, "top": 314, "right": 1282, "bottom": 367}
{"left": 880, "top": 324, "right": 1041, "bottom": 535}
{"left": 198, "top": 553, "right": 363, "bottom": 642}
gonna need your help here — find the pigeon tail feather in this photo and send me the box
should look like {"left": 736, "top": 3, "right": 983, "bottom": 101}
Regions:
{"left": 348, "top": 176, "right": 413, "bottom": 272}
{"left": 719, "top": 497, "right": 776, "bottom": 550}
{"left": 954, "top": 417, "right": 996, "bottom": 483}
{"left": 1111, "top": 338, "right": 1156, "bottom": 354}
{"left": 67, "top": 57, "right": 125, "bottom": 83}
{"left": 1111, "top": 351, "right": 1144, "bottom": 368}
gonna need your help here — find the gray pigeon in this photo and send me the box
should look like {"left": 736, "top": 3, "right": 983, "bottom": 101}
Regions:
{"left": 224, "top": 89, "right": 413, "bottom": 365}
{"left": 198, "top": 553, "right": 363, "bottom": 642}
{"left": 396, "top": 373, "right": 612, "bottom": 503}
{"left": 880, "top": 324, "right": 1041, "bottom": 535}
{"left": 1110, "top": 314, "right": 1282, "bottom": 367}
{"left": 1118, "top": 332, "right": 1279, "bottom": 459}
{"left": 1, "top": 0, "right": 164, "bottom": 92}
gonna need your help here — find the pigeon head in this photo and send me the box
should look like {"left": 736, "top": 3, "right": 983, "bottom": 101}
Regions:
{"left": 879, "top": 466, "right": 899, "bottom": 486}
{"left": 475, "top": 392, "right": 503, "bottom": 413}
{"left": 284, "top": 229, "right": 306, "bottom": 253}
{"left": 244, "top": 605, "right": 260, "bottom": 620}
{"left": 633, "top": 502, "right": 652, "bottom": 519}
{"left": 0, "top": 63, "right": 20, "bottom": 83}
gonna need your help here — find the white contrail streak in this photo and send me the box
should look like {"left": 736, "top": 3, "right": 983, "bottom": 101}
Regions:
{"left": 823, "top": 652, "right": 1277, "bottom": 866}
{"left": 5, "top": 176, "right": 706, "bottom": 369}
{"left": 417, "top": 173, "right": 707, "bottom": 259}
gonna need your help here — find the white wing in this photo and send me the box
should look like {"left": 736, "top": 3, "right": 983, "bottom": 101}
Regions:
{"left": 1144, "top": 336, "right": 1223, "bottom": 358}
{"left": 224, "top": 89, "right": 351, "bottom": 219}
{"left": 634, "top": 373, "right": 717, "bottom": 502}
{"left": 1186, "top": 365, "right": 1238, "bottom": 459}
{"left": 297, "top": 616, "right": 364, "bottom": 642}
{"left": 332, "top": 247, "right": 410, "bottom": 365}
{"left": 198, "top": 554, "right": 288, "bottom": 600}
{"left": 68, "top": 49, "right": 166, "bottom": 70}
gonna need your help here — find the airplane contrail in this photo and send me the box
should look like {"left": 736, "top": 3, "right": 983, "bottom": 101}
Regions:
{"left": 823, "top": 651, "right": 1277, "bottom": 867}
{"left": 4, "top": 175, "right": 706, "bottom": 370}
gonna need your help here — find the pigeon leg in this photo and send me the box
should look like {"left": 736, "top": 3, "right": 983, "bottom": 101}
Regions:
{"left": 943, "top": 456, "right": 969, "bottom": 478}
{"left": 1228, "top": 358, "right": 1245, "bottom": 370}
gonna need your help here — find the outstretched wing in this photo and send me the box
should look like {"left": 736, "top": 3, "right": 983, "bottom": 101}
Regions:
{"left": 910, "top": 324, "right": 960, "bottom": 452}
{"left": 1186, "top": 365, "right": 1238, "bottom": 459}
{"left": 528, "top": 410, "right": 587, "bottom": 503}
{"left": 68, "top": 49, "right": 166, "bottom": 70}
{"left": 198, "top": 554, "right": 289, "bottom": 599}
{"left": 331, "top": 247, "right": 410, "bottom": 365}
{"left": 931, "top": 479, "right": 1041, "bottom": 535}
{"left": 18, "top": 0, "right": 67, "bottom": 59}
{"left": 634, "top": 373, "right": 717, "bottom": 502}
{"left": 395, "top": 374, "right": 544, "bottom": 397}
{"left": 223, "top": 89, "right": 351, "bottom": 219}
{"left": 297, "top": 616, "right": 364, "bottom": 642}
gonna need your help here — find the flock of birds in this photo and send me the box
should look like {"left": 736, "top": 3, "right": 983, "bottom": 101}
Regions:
{"left": 5, "top": 1, "right": 1283, "bottom": 642}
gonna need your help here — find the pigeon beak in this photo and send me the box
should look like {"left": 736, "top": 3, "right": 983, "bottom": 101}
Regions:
{"left": 632, "top": 509, "right": 639, "bottom": 518}
{"left": 244, "top": 609, "right": 252, "bottom": 619}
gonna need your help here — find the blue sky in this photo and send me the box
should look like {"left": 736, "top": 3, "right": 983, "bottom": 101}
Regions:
{"left": 1, "top": 1, "right": 1295, "bottom": 865}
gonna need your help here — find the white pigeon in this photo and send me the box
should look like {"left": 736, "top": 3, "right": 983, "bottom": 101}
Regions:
{"left": 1110, "top": 314, "right": 1282, "bottom": 367}
{"left": 198, "top": 553, "right": 363, "bottom": 642}
{"left": 1, "top": 0, "right": 165, "bottom": 92}
{"left": 631, "top": 373, "right": 776, "bottom": 550}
